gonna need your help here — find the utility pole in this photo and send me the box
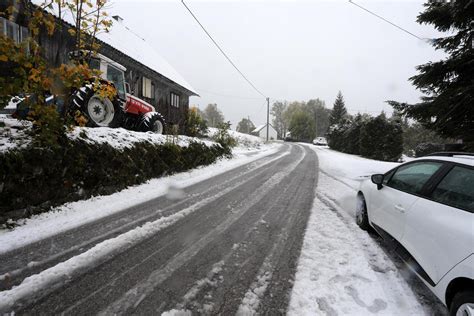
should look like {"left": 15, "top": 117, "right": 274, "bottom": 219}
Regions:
{"left": 266, "top": 97, "right": 270, "bottom": 142}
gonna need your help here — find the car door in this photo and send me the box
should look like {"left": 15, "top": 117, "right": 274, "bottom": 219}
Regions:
{"left": 401, "top": 164, "right": 474, "bottom": 285}
{"left": 370, "top": 161, "right": 444, "bottom": 242}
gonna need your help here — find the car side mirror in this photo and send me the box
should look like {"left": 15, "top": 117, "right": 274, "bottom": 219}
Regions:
{"left": 371, "top": 174, "right": 384, "bottom": 190}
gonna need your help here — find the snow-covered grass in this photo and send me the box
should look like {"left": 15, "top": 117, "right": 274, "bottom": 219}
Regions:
{"left": 0, "top": 116, "right": 219, "bottom": 153}
{"left": 0, "top": 139, "right": 280, "bottom": 253}
{"left": 315, "top": 146, "right": 397, "bottom": 186}
{"left": 289, "top": 145, "right": 434, "bottom": 315}
{"left": 69, "top": 126, "right": 220, "bottom": 150}
{"left": 311, "top": 146, "right": 398, "bottom": 216}
{"left": 207, "top": 127, "right": 265, "bottom": 150}
{"left": 0, "top": 118, "right": 266, "bottom": 153}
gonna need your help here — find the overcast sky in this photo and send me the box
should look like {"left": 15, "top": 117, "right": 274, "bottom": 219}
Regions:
{"left": 110, "top": 0, "right": 445, "bottom": 128}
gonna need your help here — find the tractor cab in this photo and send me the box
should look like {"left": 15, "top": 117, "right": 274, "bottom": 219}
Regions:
{"left": 87, "top": 53, "right": 127, "bottom": 101}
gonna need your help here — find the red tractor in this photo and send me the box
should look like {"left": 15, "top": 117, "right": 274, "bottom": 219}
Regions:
{"left": 70, "top": 52, "right": 165, "bottom": 133}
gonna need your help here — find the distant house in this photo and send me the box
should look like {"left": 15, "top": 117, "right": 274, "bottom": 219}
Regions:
{"left": 0, "top": 1, "right": 198, "bottom": 132}
{"left": 252, "top": 123, "right": 277, "bottom": 140}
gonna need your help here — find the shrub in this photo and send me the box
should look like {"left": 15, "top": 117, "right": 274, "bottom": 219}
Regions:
{"left": 0, "top": 138, "right": 227, "bottom": 223}
{"left": 26, "top": 102, "right": 66, "bottom": 148}
{"left": 359, "top": 115, "right": 403, "bottom": 162}
{"left": 327, "top": 119, "right": 352, "bottom": 152}
{"left": 328, "top": 113, "right": 403, "bottom": 162}
{"left": 212, "top": 121, "right": 236, "bottom": 154}
{"left": 185, "top": 107, "right": 208, "bottom": 137}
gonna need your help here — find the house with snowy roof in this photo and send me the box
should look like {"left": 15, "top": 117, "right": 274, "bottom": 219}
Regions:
{"left": 0, "top": 1, "right": 198, "bottom": 132}
{"left": 252, "top": 123, "right": 277, "bottom": 141}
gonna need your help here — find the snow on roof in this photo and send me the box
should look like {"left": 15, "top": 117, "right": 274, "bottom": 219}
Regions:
{"left": 252, "top": 123, "right": 275, "bottom": 133}
{"left": 97, "top": 19, "right": 198, "bottom": 95}
{"left": 31, "top": 1, "right": 198, "bottom": 95}
{"left": 252, "top": 125, "right": 265, "bottom": 133}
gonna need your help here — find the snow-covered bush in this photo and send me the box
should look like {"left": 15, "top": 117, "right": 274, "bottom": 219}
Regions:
{"left": 210, "top": 122, "right": 236, "bottom": 151}
{"left": 0, "top": 133, "right": 228, "bottom": 223}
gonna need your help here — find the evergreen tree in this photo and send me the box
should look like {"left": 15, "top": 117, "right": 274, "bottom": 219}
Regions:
{"left": 329, "top": 91, "right": 348, "bottom": 126}
{"left": 387, "top": 0, "right": 474, "bottom": 149}
{"left": 344, "top": 113, "right": 369, "bottom": 155}
{"left": 402, "top": 122, "right": 447, "bottom": 156}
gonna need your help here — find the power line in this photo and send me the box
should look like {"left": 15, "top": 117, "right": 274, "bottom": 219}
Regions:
{"left": 348, "top": 0, "right": 423, "bottom": 41}
{"left": 180, "top": 0, "right": 267, "bottom": 99}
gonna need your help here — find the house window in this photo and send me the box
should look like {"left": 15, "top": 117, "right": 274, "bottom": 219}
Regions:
{"left": 0, "top": 17, "right": 28, "bottom": 44}
{"left": 171, "top": 93, "right": 180, "bottom": 108}
{"left": 142, "top": 76, "right": 153, "bottom": 99}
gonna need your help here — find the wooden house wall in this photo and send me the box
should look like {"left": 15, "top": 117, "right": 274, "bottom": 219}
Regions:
{"left": 5, "top": 3, "right": 192, "bottom": 131}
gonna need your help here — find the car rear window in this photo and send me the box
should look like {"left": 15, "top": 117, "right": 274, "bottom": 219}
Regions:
{"left": 387, "top": 161, "right": 443, "bottom": 195}
{"left": 431, "top": 166, "right": 474, "bottom": 212}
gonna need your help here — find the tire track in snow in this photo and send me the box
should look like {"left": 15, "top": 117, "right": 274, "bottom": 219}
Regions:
{"left": 158, "top": 145, "right": 317, "bottom": 315}
{"left": 0, "top": 147, "right": 294, "bottom": 313}
{"left": 0, "top": 145, "right": 291, "bottom": 291}
{"left": 98, "top": 146, "right": 308, "bottom": 315}
{"left": 235, "top": 230, "right": 288, "bottom": 316}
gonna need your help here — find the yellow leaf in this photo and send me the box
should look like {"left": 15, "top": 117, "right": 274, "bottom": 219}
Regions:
{"left": 0, "top": 55, "right": 8, "bottom": 62}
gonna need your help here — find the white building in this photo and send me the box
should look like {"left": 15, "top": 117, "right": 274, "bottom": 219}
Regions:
{"left": 252, "top": 123, "right": 278, "bottom": 140}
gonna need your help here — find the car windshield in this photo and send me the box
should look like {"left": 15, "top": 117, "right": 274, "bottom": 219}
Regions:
{"left": 1, "top": 1, "right": 472, "bottom": 315}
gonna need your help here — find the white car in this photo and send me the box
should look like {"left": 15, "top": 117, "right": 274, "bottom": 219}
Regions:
{"left": 312, "top": 137, "right": 327, "bottom": 146}
{"left": 356, "top": 152, "right": 474, "bottom": 316}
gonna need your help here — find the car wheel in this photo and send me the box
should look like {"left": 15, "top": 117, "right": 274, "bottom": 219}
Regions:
{"left": 450, "top": 290, "right": 474, "bottom": 316}
{"left": 356, "top": 194, "right": 370, "bottom": 231}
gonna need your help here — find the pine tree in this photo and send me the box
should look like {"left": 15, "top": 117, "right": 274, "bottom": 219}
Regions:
{"left": 387, "top": 0, "right": 474, "bottom": 149}
{"left": 329, "top": 91, "right": 348, "bottom": 126}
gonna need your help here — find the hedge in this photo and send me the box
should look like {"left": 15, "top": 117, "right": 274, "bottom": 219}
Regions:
{"left": 0, "top": 139, "right": 230, "bottom": 224}
{"left": 327, "top": 114, "right": 403, "bottom": 162}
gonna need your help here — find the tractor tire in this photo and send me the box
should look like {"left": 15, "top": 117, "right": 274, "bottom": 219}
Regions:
{"left": 140, "top": 112, "right": 166, "bottom": 134}
{"left": 71, "top": 84, "right": 123, "bottom": 128}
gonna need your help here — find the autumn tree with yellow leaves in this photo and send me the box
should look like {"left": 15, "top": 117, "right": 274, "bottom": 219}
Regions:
{"left": 0, "top": 0, "right": 113, "bottom": 146}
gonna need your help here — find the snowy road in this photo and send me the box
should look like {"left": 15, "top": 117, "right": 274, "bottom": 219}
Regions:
{"left": 0, "top": 143, "right": 448, "bottom": 315}
{"left": 289, "top": 145, "right": 447, "bottom": 316}
{"left": 0, "top": 143, "right": 318, "bottom": 314}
